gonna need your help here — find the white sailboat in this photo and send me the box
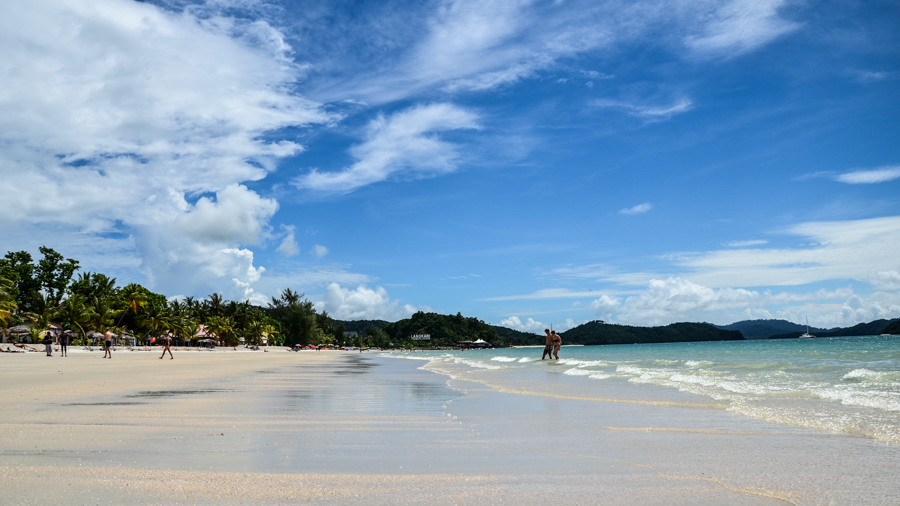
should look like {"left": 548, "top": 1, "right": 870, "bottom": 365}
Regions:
{"left": 799, "top": 317, "right": 815, "bottom": 339}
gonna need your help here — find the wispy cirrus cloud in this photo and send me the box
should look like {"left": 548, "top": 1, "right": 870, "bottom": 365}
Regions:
{"left": 591, "top": 98, "right": 693, "bottom": 120}
{"left": 669, "top": 215, "right": 900, "bottom": 288}
{"left": 293, "top": 103, "right": 479, "bottom": 194}
{"left": 724, "top": 239, "right": 769, "bottom": 247}
{"left": 835, "top": 166, "right": 900, "bottom": 184}
{"left": 619, "top": 202, "right": 653, "bottom": 215}
{"left": 311, "top": 0, "right": 798, "bottom": 104}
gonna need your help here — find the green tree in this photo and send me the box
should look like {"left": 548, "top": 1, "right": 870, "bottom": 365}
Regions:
{"left": 266, "top": 288, "right": 318, "bottom": 346}
{"left": 35, "top": 246, "right": 79, "bottom": 306}
{"left": 58, "top": 294, "right": 93, "bottom": 342}
{"left": 0, "top": 251, "right": 39, "bottom": 311}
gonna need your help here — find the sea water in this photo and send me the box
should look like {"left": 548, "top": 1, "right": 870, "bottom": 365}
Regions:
{"left": 383, "top": 335, "right": 900, "bottom": 442}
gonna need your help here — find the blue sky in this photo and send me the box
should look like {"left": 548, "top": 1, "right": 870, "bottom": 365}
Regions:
{"left": 1, "top": 0, "right": 899, "bottom": 331}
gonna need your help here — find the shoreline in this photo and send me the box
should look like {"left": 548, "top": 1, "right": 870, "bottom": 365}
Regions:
{"left": 1, "top": 351, "right": 897, "bottom": 504}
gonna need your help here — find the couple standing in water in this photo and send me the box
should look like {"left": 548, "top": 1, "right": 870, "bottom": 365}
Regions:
{"left": 542, "top": 328, "right": 561, "bottom": 360}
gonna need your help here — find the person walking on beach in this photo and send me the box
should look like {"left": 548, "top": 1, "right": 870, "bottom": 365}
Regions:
{"left": 550, "top": 330, "right": 561, "bottom": 360}
{"left": 542, "top": 329, "right": 553, "bottom": 360}
{"left": 102, "top": 330, "right": 113, "bottom": 359}
{"left": 58, "top": 331, "right": 68, "bottom": 357}
{"left": 160, "top": 334, "right": 173, "bottom": 360}
{"left": 42, "top": 331, "right": 54, "bottom": 356}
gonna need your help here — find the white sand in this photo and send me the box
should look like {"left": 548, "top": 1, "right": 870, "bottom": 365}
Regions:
{"left": 0, "top": 349, "right": 895, "bottom": 504}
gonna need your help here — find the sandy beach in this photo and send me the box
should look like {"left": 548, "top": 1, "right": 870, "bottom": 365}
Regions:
{"left": 1, "top": 348, "right": 897, "bottom": 505}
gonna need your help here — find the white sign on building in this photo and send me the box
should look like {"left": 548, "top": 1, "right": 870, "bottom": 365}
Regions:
{"left": 410, "top": 333, "right": 431, "bottom": 341}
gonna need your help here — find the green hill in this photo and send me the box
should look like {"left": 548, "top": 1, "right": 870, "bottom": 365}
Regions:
{"left": 491, "top": 325, "right": 544, "bottom": 346}
{"left": 715, "top": 319, "right": 830, "bottom": 340}
{"left": 768, "top": 319, "right": 899, "bottom": 339}
{"left": 334, "top": 319, "right": 391, "bottom": 333}
{"left": 383, "top": 312, "right": 498, "bottom": 347}
{"left": 561, "top": 321, "right": 743, "bottom": 345}
{"left": 882, "top": 320, "right": 900, "bottom": 335}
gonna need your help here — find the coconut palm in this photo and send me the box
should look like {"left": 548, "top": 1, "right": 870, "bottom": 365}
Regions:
{"left": 115, "top": 284, "right": 148, "bottom": 328}
{"left": 0, "top": 273, "right": 17, "bottom": 326}
{"left": 205, "top": 315, "right": 234, "bottom": 345}
{"left": 58, "top": 293, "right": 93, "bottom": 342}
{"left": 136, "top": 302, "right": 172, "bottom": 343}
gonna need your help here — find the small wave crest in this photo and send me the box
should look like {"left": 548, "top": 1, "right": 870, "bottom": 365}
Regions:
{"left": 490, "top": 356, "right": 519, "bottom": 362}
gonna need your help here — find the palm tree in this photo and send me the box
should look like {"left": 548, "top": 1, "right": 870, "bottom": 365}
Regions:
{"left": 137, "top": 302, "right": 172, "bottom": 344}
{"left": 115, "top": 284, "right": 148, "bottom": 328}
{"left": 0, "top": 273, "right": 18, "bottom": 327}
{"left": 86, "top": 295, "right": 118, "bottom": 333}
{"left": 205, "top": 315, "right": 234, "bottom": 345}
{"left": 204, "top": 293, "right": 225, "bottom": 317}
{"left": 58, "top": 293, "right": 92, "bottom": 343}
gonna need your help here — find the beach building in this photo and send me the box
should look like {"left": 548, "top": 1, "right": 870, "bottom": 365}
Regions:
{"left": 456, "top": 339, "right": 490, "bottom": 349}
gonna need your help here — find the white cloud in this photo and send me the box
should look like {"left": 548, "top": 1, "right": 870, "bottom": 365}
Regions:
{"left": 0, "top": 0, "right": 331, "bottom": 297}
{"left": 724, "top": 240, "right": 769, "bottom": 247}
{"left": 675, "top": 215, "right": 900, "bottom": 288}
{"left": 317, "top": 283, "right": 428, "bottom": 321}
{"left": 311, "top": 244, "right": 329, "bottom": 258}
{"left": 835, "top": 166, "right": 900, "bottom": 184}
{"left": 619, "top": 202, "right": 653, "bottom": 215}
{"left": 592, "top": 99, "right": 693, "bottom": 120}
{"left": 588, "top": 277, "right": 861, "bottom": 326}
{"left": 871, "top": 271, "right": 900, "bottom": 291}
{"left": 684, "top": 0, "right": 799, "bottom": 57}
{"left": 276, "top": 226, "right": 300, "bottom": 257}
{"left": 175, "top": 184, "right": 278, "bottom": 244}
{"left": 315, "top": 0, "right": 795, "bottom": 103}
{"left": 481, "top": 288, "right": 599, "bottom": 302}
{"left": 294, "top": 103, "right": 478, "bottom": 193}
{"left": 499, "top": 316, "right": 545, "bottom": 333}
{"left": 852, "top": 70, "right": 892, "bottom": 83}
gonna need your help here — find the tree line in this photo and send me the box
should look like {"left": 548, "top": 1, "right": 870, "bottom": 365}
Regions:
{"left": 0, "top": 247, "right": 347, "bottom": 347}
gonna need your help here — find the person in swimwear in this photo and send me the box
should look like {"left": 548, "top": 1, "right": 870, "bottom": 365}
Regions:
{"left": 103, "top": 330, "right": 113, "bottom": 359}
{"left": 550, "top": 330, "right": 561, "bottom": 360}
{"left": 542, "top": 328, "right": 553, "bottom": 360}
{"left": 160, "top": 334, "right": 173, "bottom": 360}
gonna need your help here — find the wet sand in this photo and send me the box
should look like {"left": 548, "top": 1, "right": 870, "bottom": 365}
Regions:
{"left": 1, "top": 349, "right": 897, "bottom": 504}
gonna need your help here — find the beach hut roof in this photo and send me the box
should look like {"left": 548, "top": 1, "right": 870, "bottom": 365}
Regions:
{"left": 8, "top": 325, "right": 31, "bottom": 334}
{"left": 473, "top": 339, "right": 488, "bottom": 344}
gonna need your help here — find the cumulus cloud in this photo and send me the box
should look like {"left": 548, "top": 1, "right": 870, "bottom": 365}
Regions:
{"left": 311, "top": 245, "right": 329, "bottom": 258}
{"left": 276, "top": 226, "right": 300, "bottom": 257}
{"left": 317, "top": 283, "right": 428, "bottom": 321}
{"left": 294, "top": 103, "right": 478, "bottom": 193}
{"left": 499, "top": 316, "right": 545, "bottom": 333}
{"left": 834, "top": 166, "right": 900, "bottom": 184}
{"left": 871, "top": 270, "right": 900, "bottom": 291}
{"left": 0, "top": 0, "right": 330, "bottom": 297}
{"left": 589, "top": 277, "right": 861, "bottom": 326}
{"left": 619, "top": 202, "right": 653, "bottom": 215}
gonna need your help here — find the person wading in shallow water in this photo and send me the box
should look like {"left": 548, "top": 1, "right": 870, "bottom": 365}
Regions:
{"left": 542, "top": 328, "right": 553, "bottom": 360}
{"left": 102, "top": 330, "right": 113, "bottom": 359}
{"left": 551, "top": 330, "right": 561, "bottom": 360}
{"left": 160, "top": 334, "right": 173, "bottom": 360}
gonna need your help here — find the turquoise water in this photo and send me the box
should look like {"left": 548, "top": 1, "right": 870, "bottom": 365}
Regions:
{"left": 383, "top": 335, "right": 900, "bottom": 442}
